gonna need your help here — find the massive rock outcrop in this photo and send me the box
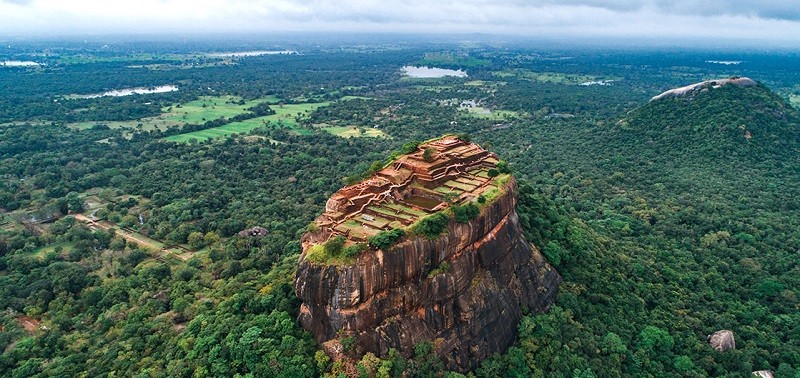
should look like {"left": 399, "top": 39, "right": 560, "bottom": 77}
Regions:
{"left": 650, "top": 76, "right": 757, "bottom": 101}
{"left": 294, "top": 136, "right": 561, "bottom": 371}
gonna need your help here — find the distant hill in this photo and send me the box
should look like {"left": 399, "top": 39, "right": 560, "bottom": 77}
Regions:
{"left": 614, "top": 77, "right": 800, "bottom": 161}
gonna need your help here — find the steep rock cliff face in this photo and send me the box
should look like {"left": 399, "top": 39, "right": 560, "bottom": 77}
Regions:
{"left": 295, "top": 180, "right": 561, "bottom": 371}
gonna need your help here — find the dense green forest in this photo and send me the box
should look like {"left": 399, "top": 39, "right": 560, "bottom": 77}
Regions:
{"left": 1, "top": 40, "right": 798, "bottom": 377}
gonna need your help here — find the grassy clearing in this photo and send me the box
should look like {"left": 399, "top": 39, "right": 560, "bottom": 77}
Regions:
{"left": 162, "top": 96, "right": 274, "bottom": 124}
{"left": 493, "top": 69, "right": 616, "bottom": 85}
{"left": 163, "top": 102, "right": 329, "bottom": 143}
{"left": 790, "top": 94, "right": 800, "bottom": 109}
{"left": 463, "top": 107, "right": 525, "bottom": 120}
{"left": 68, "top": 95, "right": 279, "bottom": 132}
{"left": 322, "top": 126, "right": 387, "bottom": 138}
{"left": 55, "top": 53, "right": 191, "bottom": 65}
{"left": 339, "top": 96, "right": 372, "bottom": 101}
{"left": 417, "top": 52, "right": 491, "bottom": 68}
{"left": 408, "top": 85, "right": 455, "bottom": 92}
{"left": 30, "top": 243, "right": 74, "bottom": 260}
{"left": 303, "top": 244, "right": 356, "bottom": 266}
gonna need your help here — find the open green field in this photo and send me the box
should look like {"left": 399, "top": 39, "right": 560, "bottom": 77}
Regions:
{"left": 162, "top": 95, "right": 276, "bottom": 124}
{"left": 493, "top": 69, "right": 617, "bottom": 85}
{"left": 322, "top": 126, "right": 387, "bottom": 138}
{"left": 409, "top": 85, "right": 454, "bottom": 92}
{"left": 463, "top": 106, "right": 525, "bottom": 120}
{"left": 68, "top": 95, "right": 279, "bottom": 131}
{"left": 54, "top": 53, "right": 191, "bottom": 65}
{"left": 163, "top": 102, "right": 329, "bottom": 142}
{"left": 292, "top": 93, "right": 370, "bottom": 103}
{"left": 417, "top": 52, "right": 491, "bottom": 68}
{"left": 338, "top": 96, "right": 372, "bottom": 101}
{"left": 29, "top": 243, "right": 75, "bottom": 260}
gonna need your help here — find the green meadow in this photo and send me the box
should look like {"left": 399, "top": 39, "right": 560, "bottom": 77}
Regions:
{"left": 463, "top": 106, "right": 525, "bottom": 120}
{"left": 68, "top": 95, "right": 280, "bottom": 131}
{"left": 493, "top": 69, "right": 617, "bottom": 84}
{"left": 163, "top": 102, "right": 329, "bottom": 142}
{"left": 322, "top": 126, "right": 387, "bottom": 138}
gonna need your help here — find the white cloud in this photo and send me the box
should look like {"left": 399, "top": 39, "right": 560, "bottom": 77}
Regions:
{"left": 0, "top": 0, "right": 799, "bottom": 44}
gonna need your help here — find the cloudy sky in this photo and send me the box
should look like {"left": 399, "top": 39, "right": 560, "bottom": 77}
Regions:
{"left": 1, "top": 0, "right": 799, "bottom": 44}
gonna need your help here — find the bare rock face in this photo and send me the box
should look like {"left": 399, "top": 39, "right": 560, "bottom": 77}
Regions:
{"left": 651, "top": 77, "right": 757, "bottom": 101}
{"left": 294, "top": 180, "right": 561, "bottom": 371}
{"left": 708, "top": 330, "right": 736, "bottom": 352}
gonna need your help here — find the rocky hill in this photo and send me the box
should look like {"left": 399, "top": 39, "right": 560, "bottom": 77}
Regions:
{"left": 294, "top": 135, "right": 561, "bottom": 371}
{"left": 616, "top": 77, "right": 800, "bottom": 161}
{"left": 649, "top": 77, "right": 757, "bottom": 101}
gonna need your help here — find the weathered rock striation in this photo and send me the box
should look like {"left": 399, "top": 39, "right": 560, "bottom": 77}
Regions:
{"left": 294, "top": 136, "right": 561, "bottom": 371}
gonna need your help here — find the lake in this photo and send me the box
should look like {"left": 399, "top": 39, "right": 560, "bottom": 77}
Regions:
{"left": 402, "top": 66, "right": 467, "bottom": 78}
{"left": 705, "top": 60, "right": 742, "bottom": 65}
{"left": 208, "top": 50, "right": 297, "bottom": 57}
{"left": 2, "top": 60, "right": 40, "bottom": 67}
{"left": 579, "top": 80, "right": 614, "bottom": 86}
{"left": 75, "top": 85, "right": 178, "bottom": 99}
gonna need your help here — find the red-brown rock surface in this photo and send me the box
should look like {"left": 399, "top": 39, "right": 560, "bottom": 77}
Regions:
{"left": 295, "top": 175, "right": 561, "bottom": 371}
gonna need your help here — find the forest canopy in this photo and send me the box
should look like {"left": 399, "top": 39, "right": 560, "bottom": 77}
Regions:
{"left": 1, "top": 40, "right": 799, "bottom": 377}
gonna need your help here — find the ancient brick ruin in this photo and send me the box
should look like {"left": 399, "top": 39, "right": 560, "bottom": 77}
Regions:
{"left": 315, "top": 135, "right": 501, "bottom": 243}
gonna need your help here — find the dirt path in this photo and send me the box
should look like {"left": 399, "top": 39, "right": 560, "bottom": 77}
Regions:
{"left": 74, "top": 214, "right": 188, "bottom": 261}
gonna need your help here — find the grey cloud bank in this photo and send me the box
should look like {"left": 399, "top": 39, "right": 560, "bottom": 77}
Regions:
{"left": 0, "top": 0, "right": 799, "bottom": 44}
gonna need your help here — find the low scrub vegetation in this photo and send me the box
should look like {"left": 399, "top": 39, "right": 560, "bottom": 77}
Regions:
{"left": 368, "top": 228, "right": 406, "bottom": 250}
{"left": 412, "top": 212, "right": 450, "bottom": 239}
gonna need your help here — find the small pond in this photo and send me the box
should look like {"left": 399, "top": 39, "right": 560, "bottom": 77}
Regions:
{"left": 404, "top": 196, "right": 444, "bottom": 211}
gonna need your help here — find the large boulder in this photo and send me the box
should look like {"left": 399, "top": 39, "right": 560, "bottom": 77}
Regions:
{"left": 708, "top": 330, "right": 736, "bottom": 352}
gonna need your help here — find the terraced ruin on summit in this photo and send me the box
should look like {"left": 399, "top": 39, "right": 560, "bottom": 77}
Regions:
{"left": 313, "top": 135, "right": 504, "bottom": 243}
